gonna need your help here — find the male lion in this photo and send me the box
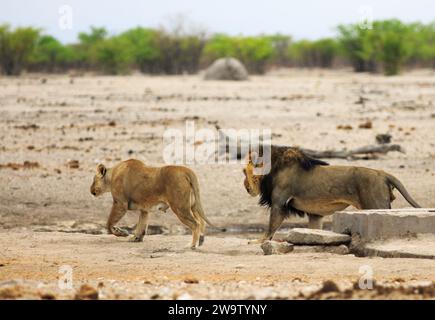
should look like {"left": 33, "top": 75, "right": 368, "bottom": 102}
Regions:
{"left": 90, "top": 159, "right": 214, "bottom": 249}
{"left": 243, "top": 146, "right": 421, "bottom": 244}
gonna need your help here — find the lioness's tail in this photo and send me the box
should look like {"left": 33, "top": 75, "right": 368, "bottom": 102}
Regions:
{"left": 386, "top": 173, "right": 421, "bottom": 208}
{"left": 186, "top": 170, "right": 220, "bottom": 229}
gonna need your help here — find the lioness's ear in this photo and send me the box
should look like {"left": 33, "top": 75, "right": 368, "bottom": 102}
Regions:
{"left": 96, "top": 164, "right": 106, "bottom": 177}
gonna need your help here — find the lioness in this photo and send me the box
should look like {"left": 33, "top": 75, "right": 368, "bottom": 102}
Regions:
{"left": 90, "top": 159, "right": 214, "bottom": 249}
{"left": 243, "top": 146, "right": 421, "bottom": 243}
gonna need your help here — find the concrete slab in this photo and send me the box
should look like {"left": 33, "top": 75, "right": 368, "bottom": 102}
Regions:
{"left": 332, "top": 208, "right": 435, "bottom": 241}
{"left": 286, "top": 228, "right": 351, "bottom": 245}
{"left": 292, "top": 245, "right": 349, "bottom": 255}
{"left": 362, "top": 234, "right": 435, "bottom": 260}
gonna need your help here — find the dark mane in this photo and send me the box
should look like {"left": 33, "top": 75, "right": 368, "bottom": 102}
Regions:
{"left": 268, "top": 145, "right": 329, "bottom": 172}
{"left": 257, "top": 145, "right": 329, "bottom": 217}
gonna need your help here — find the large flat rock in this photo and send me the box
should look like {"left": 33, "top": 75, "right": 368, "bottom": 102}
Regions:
{"left": 362, "top": 234, "right": 435, "bottom": 259}
{"left": 286, "top": 228, "right": 351, "bottom": 245}
{"left": 332, "top": 208, "right": 435, "bottom": 241}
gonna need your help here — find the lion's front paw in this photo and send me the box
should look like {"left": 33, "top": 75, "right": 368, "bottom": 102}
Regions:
{"left": 129, "top": 235, "right": 143, "bottom": 242}
{"left": 111, "top": 226, "right": 130, "bottom": 237}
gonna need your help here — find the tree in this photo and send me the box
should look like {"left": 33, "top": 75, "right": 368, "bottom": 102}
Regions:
{"left": 0, "top": 24, "right": 40, "bottom": 75}
{"left": 337, "top": 24, "right": 376, "bottom": 72}
{"left": 372, "top": 20, "right": 413, "bottom": 75}
{"left": 118, "top": 27, "right": 160, "bottom": 72}
{"left": 31, "top": 35, "right": 76, "bottom": 72}
{"left": 76, "top": 26, "right": 107, "bottom": 68}
{"left": 93, "top": 36, "right": 133, "bottom": 74}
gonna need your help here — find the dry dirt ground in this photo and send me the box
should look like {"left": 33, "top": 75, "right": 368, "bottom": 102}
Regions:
{"left": 0, "top": 69, "right": 434, "bottom": 299}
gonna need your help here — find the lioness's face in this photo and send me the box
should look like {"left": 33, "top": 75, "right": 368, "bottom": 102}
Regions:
{"left": 242, "top": 163, "right": 261, "bottom": 197}
{"left": 90, "top": 164, "right": 109, "bottom": 197}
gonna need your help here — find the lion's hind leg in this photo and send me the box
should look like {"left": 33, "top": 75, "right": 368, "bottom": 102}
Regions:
{"left": 129, "top": 210, "right": 149, "bottom": 242}
{"left": 191, "top": 208, "right": 206, "bottom": 246}
{"left": 359, "top": 184, "right": 392, "bottom": 209}
{"left": 173, "top": 205, "right": 201, "bottom": 250}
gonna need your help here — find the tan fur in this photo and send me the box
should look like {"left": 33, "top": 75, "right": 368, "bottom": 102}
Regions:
{"left": 243, "top": 149, "right": 421, "bottom": 243}
{"left": 90, "top": 159, "right": 213, "bottom": 249}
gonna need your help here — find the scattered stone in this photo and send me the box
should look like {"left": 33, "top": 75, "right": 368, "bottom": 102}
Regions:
{"left": 286, "top": 228, "right": 351, "bottom": 245}
{"left": 78, "top": 137, "right": 93, "bottom": 142}
{"left": 355, "top": 96, "right": 369, "bottom": 105}
{"left": 204, "top": 57, "right": 248, "bottom": 81}
{"left": 337, "top": 124, "right": 353, "bottom": 130}
{"left": 0, "top": 161, "right": 40, "bottom": 170}
{"left": 39, "top": 292, "right": 56, "bottom": 300}
{"left": 376, "top": 133, "right": 392, "bottom": 145}
{"left": 183, "top": 276, "right": 199, "bottom": 284}
{"left": 14, "top": 124, "right": 39, "bottom": 130}
{"left": 261, "top": 240, "right": 294, "bottom": 255}
{"left": 75, "top": 284, "right": 99, "bottom": 300}
{"left": 67, "top": 160, "right": 79, "bottom": 169}
{"left": 108, "top": 121, "right": 116, "bottom": 127}
{"left": 358, "top": 121, "right": 373, "bottom": 129}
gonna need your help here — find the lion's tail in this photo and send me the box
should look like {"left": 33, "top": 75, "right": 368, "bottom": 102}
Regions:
{"left": 386, "top": 173, "right": 421, "bottom": 208}
{"left": 186, "top": 170, "right": 221, "bottom": 229}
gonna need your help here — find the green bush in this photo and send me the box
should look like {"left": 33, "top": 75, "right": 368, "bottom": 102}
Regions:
{"left": 154, "top": 31, "right": 206, "bottom": 74}
{"left": 408, "top": 22, "right": 435, "bottom": 68}
{"left": 93, "top": 36, "right": 133, "bottom": 74}
{"left": 203, "top": 34, "right": 274, "bottom": 73}
{"left": 76, "top": 27, "right": 108, "bottom": 68}
{"left": 338, "top": 19, "right": 426, "bottom": 75}
{"left": 372, "top": 20, "right": 413, "bottom": 75}
{"left": 0, "top": 24, "right": 40, "bottom": 75}
{"left": 117, "top": 27, "right": 160, "bottom": 72}
{"left": 0, "top": 20, "right": 433, "bottom": 75}
{"left": 288, "top": 38, "right": 338, "bottom": 68}
{"left": 30, "top": 35, "right": 76, "bottom": 72}
{"left": 337, "top": 24, "right": 377, "bottom": 72}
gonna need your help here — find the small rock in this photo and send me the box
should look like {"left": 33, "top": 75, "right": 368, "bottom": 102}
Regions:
{"left": 39, "top": 292, "right": 56, "bottom": 300}
{"left": 75, "top": 284, "right": 99, "bottom": 300}
{"left": 287, "top": 228, "right": 351, "bottom": 245}
{"left": 67, "top": 160, "right": 79, "bottom": 169}
{"left": 376, "top": 133, "right": 392, "bottom": 144}
{"left": 337, "top": 124, "right": 353, "bottom": 130}
{"left": 358, "top": 121, "right": 373, "bottom": 129}
{"left": 183, "top": 276, "right": 199, "bottom": 284}
{"left": 261, "top": 240, "right": 294, "bottom": 255}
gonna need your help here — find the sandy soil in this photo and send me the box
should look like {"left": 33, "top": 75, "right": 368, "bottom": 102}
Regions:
{"left": 0, "top": 69, "right": 434, "bottom": 299}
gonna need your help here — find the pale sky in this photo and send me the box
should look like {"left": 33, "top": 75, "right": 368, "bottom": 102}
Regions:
{"left": 1, "top": 0, "right": 434, "bottom": 43}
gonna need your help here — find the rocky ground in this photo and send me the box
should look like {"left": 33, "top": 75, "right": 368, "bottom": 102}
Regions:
{"left": 0, "top": 69, "right": 434, "bottom": 299}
